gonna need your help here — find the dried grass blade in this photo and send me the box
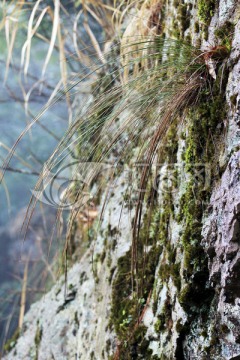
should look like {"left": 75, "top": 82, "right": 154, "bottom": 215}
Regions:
{"left": 57, "top": 17, "right": 72, "bottom": 124}
{"left": 83, "top": 20, "right": 106, "bottom": 64}
{"left": 21, "top": 5, "right": 49, "bottom": 73}
{"left": 73, "top": 9, "right": 84, "bottom": 63}
{"left": 41, "top": 0, "right": 60, "bottom": 79}
{"left": 23, "top": 0, "right": 42, "bottom": 77}
{"left": 18, "top": 258, "right": 29, "bottom": 329}
{"left": 1, "top": 177, "right": 11, "bottom": 214}
{"left": 4, "top": 19, "right": 18, "bottom": 83}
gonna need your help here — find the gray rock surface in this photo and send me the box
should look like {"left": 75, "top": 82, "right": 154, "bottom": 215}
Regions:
{"left": 3, "top": 0, "right": 240, "bottom": 359}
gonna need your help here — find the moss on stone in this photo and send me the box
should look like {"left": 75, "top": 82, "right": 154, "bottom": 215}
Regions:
{"left": 154, "top": 313, "right": 166, "bottom": 332}
{"left": 176, "top": 66, "right": 229, "bottom": 341}
{"left": 170, "top": 262, "right": 181, "bottom": 291}
{"left": 110, "top": 29, "right": 230, "bottom": 357}
{"left": 214, "top": 21, "right": 234, "bottom": 51}
{"left": 34, "top": 321, "right": 43, "bottom": 360}
{"left": 159, "top": 256, "right": 181, "bottom": 291}
{"left": 154, "top": 296, "right": 173, "bottom": 334}
{"left": 197, "top": 0, "right": 216, "bottom": 24}
{"left": 100, "top": 249, "right": 106, "bottom": 263}
{"left": 230, "top": 93, "right": 238, "bottom": 107}
{"left": 194, "top": 21, "right": 200, "bottom": 33}
{"left": 3, "top": 328, "right": 20, "bottom": 354}
{"left": 177, "top": 4, "right": 190, "bottom": 35}
{"left": 171, "top": 20, "right": 181, "bottom": 40}
{"left": 170, "top": 2, "right": 192, "bottom": 40}
{"left": 175, "top": 318, "right": 187, "bottom": 333}
{"left": 110, "top": 250, "right": 135, "bottom": 338}
{"left": 110, "top": 221, "right": 162, "bottom": 356}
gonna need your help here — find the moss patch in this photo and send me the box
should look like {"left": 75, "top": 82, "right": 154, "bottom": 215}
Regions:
{"left": 34, "top": 321, "right": 43, "bottom": 360}
{"left": 198, "top": 0, "right": 216, "bottom": 24}
{"left": 109, "top": 26, "right": 230, "bottom": 357}
{"left": 154, "top": 296, "right": 173, "bottom": 334}
{"left": 214, "top": 21, "right": 234, "bottom": 51}
{"left": 175, "top": 67, "right": 229, "bottom": 350}
{"left": 110, "top": 241, "right": 161, "bottom": 356}
{"left": 3, "top": 328, "right": 20, "bottom": 354}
